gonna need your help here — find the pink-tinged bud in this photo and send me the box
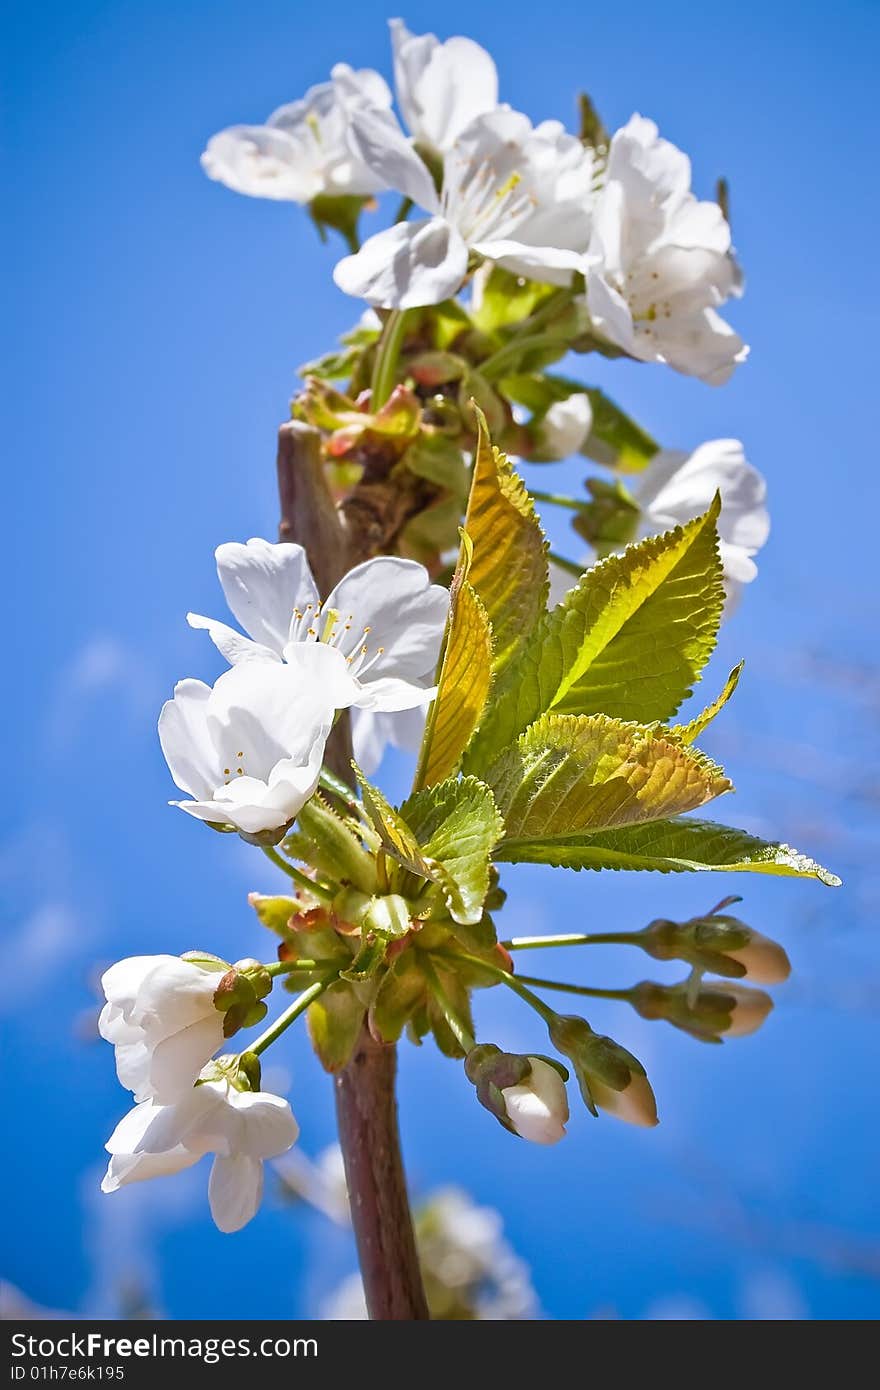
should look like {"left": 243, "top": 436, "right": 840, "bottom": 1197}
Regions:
{"left": 723, "top": 983, "right": 775, "bottom": 1037}
{"left": 722, "top": 931, "right": 790, "bottom": 985}
{"left": 501, "top": 1058, "right": 569, "bottom": 1145}
{"left": 589, "top": 1072, "right": 658, "bottom": 1128}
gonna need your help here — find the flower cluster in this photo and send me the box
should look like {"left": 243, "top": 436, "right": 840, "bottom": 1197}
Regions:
{"left": 96, "top": 18, "right": 839, "bottom": 1254}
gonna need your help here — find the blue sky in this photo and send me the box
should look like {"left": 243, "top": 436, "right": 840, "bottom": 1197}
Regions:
{"left": 4, "top": 0, "right": 879, "bottom": 1320}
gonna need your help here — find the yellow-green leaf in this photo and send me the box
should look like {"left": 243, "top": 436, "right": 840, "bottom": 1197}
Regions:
{"left": 490, "top": 713, "right": 731, "bottom": 840}
{"left": 416, "top": 533, "right": 493, "bottom": 788}
{"left": 464, "top": 413, "right": 548, "bottom": 674}
{"left": 353, "top": 764, "right": 434, "bottom": 878}
{"left": 495, "top": 816, "right": 841, "bottom": 886}
{"left": 671, "top": 662, "right": 743, "bottom": 745}
{"left": 465, "top": 500, "right": 723, "bottom": 772}
{"left": 402, "top": 775, "right": 504, "bottom": 925}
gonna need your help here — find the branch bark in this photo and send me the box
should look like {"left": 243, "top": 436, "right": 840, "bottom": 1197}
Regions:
{"left": 276, "top": 420, "right": 429, "bottom": 1320}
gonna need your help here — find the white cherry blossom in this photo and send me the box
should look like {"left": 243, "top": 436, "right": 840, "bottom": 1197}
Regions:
{"left": 158, "top": 662, "right": 331, "bottom": 835}
{"left": 390, "top": 18, "right": 499, "bottom": 155}
{"left": 333, "top": 105, "right": 595, "bottom": 308}
{"left": 585, "top": 114, "right": 747, "bottom": 384}
{"left": 187, "top": 538, "right": 448, "bottom": 772}
{"left": 99, "top": 955, "right": 226, "bottom": 1103}
{"left": 102, "top": 1078, "right": 299, "bottom": 1234}
{"left": 201, "top": 64, "right": 393, "bottom": 203}
{"left": 633, "top": 439, "right": 769, "bottom": 599}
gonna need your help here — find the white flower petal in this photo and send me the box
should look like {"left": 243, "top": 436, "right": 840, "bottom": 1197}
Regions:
{"left": 346, "top": 103, "right": 440, "bottom": 211}
{"left": 186, "top": 613, "right": 280, "bottom": 666}
{"left": 391, "top": 20, "right": 499, "bottom": 154}
{"left": 206, "top": 662, "right": 333, "bottom": 781}
{"left": 586, "top": 269, "right": 637, "bottom": 356}
{"left": 148, "top": 1016, "right": 226, "bottom": 1104}
{"left": 158, "top": 680, "right": 217, "bottom": 800}
{"left": 101, "top": 1145, "right": 201, "bottom": 1192}
{"left": 201, "top": 126, "right": 319, "bottom": 203}
{"left": 350, "top": 705, "right": 428, "bottom": 775}
{"left": 280, "top": 641, "right": 364, "bottom": 710}
{"left": 334, "top": 218, "right": 468, "bottom": 309}
{"left": 100, "top": 956, "right": 181, "bottom": 1015}
{"left": 472, "top": 238, "right": 584, "bottom": 285}
{"left": 216, "top": 539, "right": 319, "bottom": 655}
{"left": 106, "top": 1089, "right": 221, "bottom": 1157}
{"left": 112, "top": 1038, "right": 153, "bottom": 1102}
{"left": 232, "top": 1089, "right": 301, "bottom": 1159}
{"left": 325, "top": 557, "right": 448, "bottom": 682}
{"left": 351, "top": 675, "right": 435, "bottom": 713}
{"left": 208, "top": 1154, "right": 265, "bottom": 1233}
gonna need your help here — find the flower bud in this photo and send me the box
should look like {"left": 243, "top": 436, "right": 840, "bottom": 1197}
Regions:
{"left": 464, "top": 1044, "right": 569, "bottom": 1141}
{"left": 531, "top": 394, "right": 593, "bottom": 461}
{"left": 631, "top": 979, "right": 773, "bottom": 1043}
{"left": 548, "top": 1014, "right": 658, "bottom": 1127}
{"left": 639, "top": 899, "right": 790, "bottom": 984}
{"left": 501, "top": 1058, "right": 569, "bottom": 1145}
{"left": 212, "top": 960, "right": 273, "bottom": 1038}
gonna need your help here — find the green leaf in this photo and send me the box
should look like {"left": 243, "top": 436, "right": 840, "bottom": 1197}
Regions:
{"left": 284, "top": 794, "right": 377, "bottom": 893}
{"left": 353, "top": 765, "right": 434, "bottom": 879}
{"left": 471, "top": 268, "right": 557, "bottom": 334}
{"left": 577, "top": 92, "right": 609, "bottom": 151}
{"left": 401, "top": 432, "right": 470, "bottom": 499}
{"left": 297, "top": 345, "right": 362, "bottom": 381}
{"left": 426, "top": 965, "right": 475, "bottom": 1059}
{"left": 339, "top": 935, "right": 387, "bottom": 983}
{"left": 465, "top": 501, "right": 723, "bottom": 771}
{"left": 671, "top": 663, "right": 743, "bottom": 745}
{"left": 369, "top": 954, "right": 427, "bottom": 1043}
{"left": 307, "top": 982, "right": 365, "bottom": 1072}
{"left": 581, "top": 387, "right": 659, "bottom": 472}
{"left": 464, "top": 414, "right": 549, "bottom": 675}
{"left": 416, "top": 532, "right": 494, "bottom": 788}
{"left": 498, "top": 374, "right": 657, "bottom": 473}
{"left": 490, "top": 713, "right": 731, "bottom": 840}
{"left": 402, "top": 775, "right": 504, "bottom": 925}
{"left": 247, "top": 893, "right": 299, "bottom": 935}
{"left": 495, "top": 816, "right": 841, "bottom": 885}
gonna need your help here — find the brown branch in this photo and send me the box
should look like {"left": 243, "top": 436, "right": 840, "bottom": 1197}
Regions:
{"left": 275, "top": 419, "right": 429, "bottom": 1320}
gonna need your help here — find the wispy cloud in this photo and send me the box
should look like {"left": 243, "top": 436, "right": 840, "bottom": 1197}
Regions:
{"left": 45, "top": 635, "right": 159, "bottom": 752}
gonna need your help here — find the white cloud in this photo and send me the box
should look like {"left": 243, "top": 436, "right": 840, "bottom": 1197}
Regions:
{"left": 45, "top": 635, "right": 158, "bottom": 751}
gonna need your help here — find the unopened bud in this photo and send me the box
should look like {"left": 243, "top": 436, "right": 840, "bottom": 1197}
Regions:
{"left": 631, "top": 979, "right": 773, "bottom": 1042}
{"left": 501, "top": 1057, "right": 569, "bottom": 1145}
{"left": 640, "top": 901, "right": 790, "bottom": 984}
{"left": 465, "top": 1044, "right": 568, "bottom": 1141}
{"left": 213, "top": 959, "right": 273, "bottom": 1038}
{"left": 548, "top": 1014, "right": 658, "bottom": 1127}
{"left": 364, "top": 893, "right": 413, "bottom": 938}
{"left": 530, "top": 394, "right": 593, "bottom": 461}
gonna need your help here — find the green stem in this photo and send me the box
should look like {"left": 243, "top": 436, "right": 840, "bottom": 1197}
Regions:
{"left": 264, "top": 958, "right": 325, "bottom": 977}
{"left": 371, "top": 309, "right": 410, "bottom": 410}
{"left": 437, "top": 950, "right": 559, "bottom": 1026}
{"left": 480, "top": 329, "right": 569, "bottom": 383}
{"left": 478, "top": 288, "right": 577, "bottom": 381}
{"left": 394, "top": 196, "right": 414, "bottom": 224}
{"left": 514, "top": 974, "right": 633, "bottom": 1003}
{"left": 246, "top": 979, "right": 332, "bottom": 1057}
{"left": 503, "top": 932, "right": 642, "bottom": 951}
{"left": 261, "top": 846, "right": 336, "bottom": 903}
{"left": 529, "top": 489, "right": 587, "bottom": 513}
{"left": 548, "top": 551, "right": 583, "bottom": 578}
{"left": 319, "top": 765, "right": 363, "bottom": 817}
{"left": 421, "top": 955, "right": 476, "bottom": 1053}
